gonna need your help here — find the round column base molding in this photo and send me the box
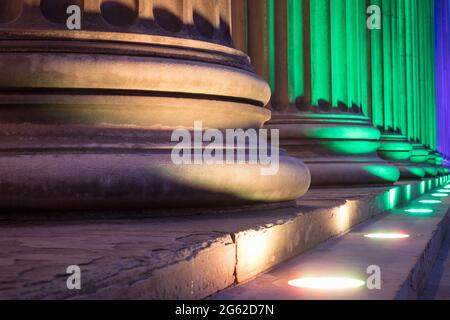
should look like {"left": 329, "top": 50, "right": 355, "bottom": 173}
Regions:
{"left": 377, "top": 134, "right": 424, "bottom": 180}
{"left": 0, "top": 150, "right": 311, "bottom": 212}
{"left": 0, "top": 40, "right": 312, "bottom": 212}
{"left": 267, "top": 113, "right": 400, "bottom": 186}
{"left": 378, "top": 134, "right": 413, "bottom": 162}
{"left": 410, "top": 144, "right": 430, "bottom": 164}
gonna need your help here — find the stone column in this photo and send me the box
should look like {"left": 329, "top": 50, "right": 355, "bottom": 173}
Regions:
{"left": 262, "top": 0, "right": 400, "bottom": 186}
{"left": 0, "top": 0, "right": 311, "bottom": 211}
{"left": 373, "top": 0, "right": 445, "bottom": 180}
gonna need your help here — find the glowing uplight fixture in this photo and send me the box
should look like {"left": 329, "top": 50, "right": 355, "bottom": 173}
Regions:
{"left": 405, "top": 209, "right": 433, "bottom": 213}
{"left": 288, "top": 277, "right": 366, "bottom": 290}
{"left": 432, "top": 193, "right": 448, "bottom": 197}
{"left": 364, "top": 233, "right": 410, "bottom": 239}
{"left": 405, "top": 209, "right": 434, "bottom": 214}
{"left": 419, "top": 200, "right": 442, "bottom": 204}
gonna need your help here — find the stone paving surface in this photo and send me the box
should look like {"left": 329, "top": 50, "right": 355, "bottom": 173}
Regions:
{"left": 0, "top": 178, "right": 447, "bottom": 299}
{"left": 421, "top": 229, "right": 450, "bottom": 300}
{"left": 0, "top": 194, "right": 349, "bottom": 299}
{"left": 213, "top": 194, "right": 450, "bottom": 300}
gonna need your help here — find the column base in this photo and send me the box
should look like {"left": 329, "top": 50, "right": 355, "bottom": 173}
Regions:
{"left": 378, "top": 134, "right": 425, "bottom": 180}
{"left": 410, "top": 144, "right": 438, "bottom": 177}
{"left": 266, "top": 113, "right": 400, "bottom": 186}
{"left": 0, "top": 37, "right": 312, "bottom": 212}
{"left": 0, "top": 149, "right": 310, "bottom": 211}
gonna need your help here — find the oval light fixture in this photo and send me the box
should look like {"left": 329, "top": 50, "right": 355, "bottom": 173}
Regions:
{"left": 288, "top": 277, "right": 366, "bottom": 290}
{"left": 419, "top": 200, "right": 442, "bottom": 204}
{"left": 364, "top": 233, "right": 410, "bottom": 239}
{"left": 405, "top": 209, "right": 434, "bottom": 214}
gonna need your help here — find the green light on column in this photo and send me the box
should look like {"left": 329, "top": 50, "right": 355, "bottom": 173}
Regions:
{"left": 331, "top": 0, "right": 348, "bottom": 107}
{"left": 311, "top": 0, "right": 331, "bottom": 106}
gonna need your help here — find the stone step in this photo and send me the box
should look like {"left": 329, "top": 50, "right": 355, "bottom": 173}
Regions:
{"left": 0, "top": 176, "right": 448, "bottom": 299}
{"left": 212, "top": 183, "right": 450, "bottom": 300}
{"left": 421, "top": 228, "right": 450, "bottom": 299}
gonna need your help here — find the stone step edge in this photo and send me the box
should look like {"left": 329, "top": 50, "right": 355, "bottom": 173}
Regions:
{"left": 397, "top": 206, "right": 450, "bottom": 299}
{"left": 231, "top": 176, "right": 450, "bottom": 290}
{"left": 144, "top": 176, "right": 449, "bottom": 299}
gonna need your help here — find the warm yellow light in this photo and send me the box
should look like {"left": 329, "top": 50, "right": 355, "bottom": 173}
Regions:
{"left": 364, "top": 233, "right": 410, "bottom": 239}
{"left": 288, "top": 277, "right": 366, "bottom": 290}
{"left": 336, "top": 205, "right": 351, "bottom": 232}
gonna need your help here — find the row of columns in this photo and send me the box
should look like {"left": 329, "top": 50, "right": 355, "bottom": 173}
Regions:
{"left": 231, "top": 0, "right": 448, "bottom": 185}
{"left": 0, "top": 0, "right": 448, "bottom": 211}
{"left": 370, "top": 0, "right": 442, "bottom": 178}
{"left": 371, "top": 0, "right": 436, "bottom": 145}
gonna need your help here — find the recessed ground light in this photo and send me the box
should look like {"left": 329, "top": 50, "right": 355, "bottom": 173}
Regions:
{"left": 364, "top": 233, "right": 410, "bottom": 239}
{"left": 432, "top": 193, "right": 448, "bottom": 197}
{"left": 419, "top": 200, "right": 442, "bottom": 204}
{"left": 288, "top": 277, "right": 366, "bottom": 290}
{"left": 405, "top": 209, "right": 434, "bottom": 214}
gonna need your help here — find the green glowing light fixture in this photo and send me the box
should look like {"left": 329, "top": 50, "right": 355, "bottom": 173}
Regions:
{"left": 433, "top": 194, "right": 448, "bottom": 197}
{"left": 419, "top": 200, "right": 442, "bottom": 204}
{"left": 405, "top": 209, "right": 434, "bottom": 214}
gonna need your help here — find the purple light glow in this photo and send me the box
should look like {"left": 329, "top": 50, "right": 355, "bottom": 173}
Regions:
{"left": 436, "top": 0, "right": 450, "bottom": 164}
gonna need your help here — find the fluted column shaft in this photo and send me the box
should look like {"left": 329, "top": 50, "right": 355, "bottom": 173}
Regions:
{"left": 240, "top": 0, "right": 400, "bottom": 186}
